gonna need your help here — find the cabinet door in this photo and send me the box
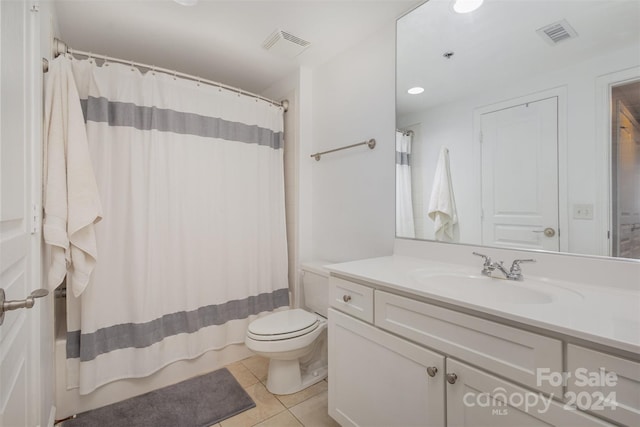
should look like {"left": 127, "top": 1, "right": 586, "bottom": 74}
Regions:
{"left": 446, "top": 359, "right": 612, "bottom": 427}
{"left": 328, "top": 309, "right": 445, "bottom": 427}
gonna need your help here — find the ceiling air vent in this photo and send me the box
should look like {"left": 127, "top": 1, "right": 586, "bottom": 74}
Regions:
{"left": 262, "top": 29, "right": 311, "bottom": 58}
{"left": 536, "top": 19, "right": 578, "bottom": 45}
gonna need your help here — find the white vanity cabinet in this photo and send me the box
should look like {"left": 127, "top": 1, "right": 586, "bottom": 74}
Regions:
{"left": 328, "top": 275, "right": 622, "bottom": 427}
{"left": 328, "top": 308, "right": 445, "bottom": 427}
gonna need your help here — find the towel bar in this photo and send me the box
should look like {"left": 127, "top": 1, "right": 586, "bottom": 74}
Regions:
{"left": 311, "top": 138, "right": 376, "bottom": 161}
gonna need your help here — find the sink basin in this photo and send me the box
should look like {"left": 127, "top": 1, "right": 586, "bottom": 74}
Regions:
{"left": 409, "top": 271, "right": 582, "bottom": 305}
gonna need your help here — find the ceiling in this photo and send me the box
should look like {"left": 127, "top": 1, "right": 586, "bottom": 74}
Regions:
{"left": 397, "top": 0, "right": 640, "bottom": 116}
{"left": 52, "top": 0, "right": 419, "bottom": 96}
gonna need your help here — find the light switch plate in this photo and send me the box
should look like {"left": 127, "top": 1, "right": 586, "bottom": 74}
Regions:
{"left": 573, "top": 204, "right": 594, "bottom": 220}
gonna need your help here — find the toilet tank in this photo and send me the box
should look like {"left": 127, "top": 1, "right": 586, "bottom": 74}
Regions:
{"left": 300, "top": 261, "right": 330, "bottom": 318}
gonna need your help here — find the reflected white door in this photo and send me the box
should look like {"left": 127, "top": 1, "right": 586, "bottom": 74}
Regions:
{"left": 0, "top": 1, "right": 39, "bottom": 426}
{"left": 480, "top": 97, "right": 559, "bottom": 251}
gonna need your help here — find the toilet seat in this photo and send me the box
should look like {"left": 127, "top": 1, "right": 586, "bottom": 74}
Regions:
{"left": 247, "top": 309, "right": 320, "bottom": 341}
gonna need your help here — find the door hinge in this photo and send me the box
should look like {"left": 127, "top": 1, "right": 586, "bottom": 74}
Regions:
{"left": 479, "top": 131, "right": 483, "bottom": 144}
{"left": 607, "top": 230, "right": 611, "bottom": 239}
{"left": 31, "top": 204, "right": 40, "bottom": 234}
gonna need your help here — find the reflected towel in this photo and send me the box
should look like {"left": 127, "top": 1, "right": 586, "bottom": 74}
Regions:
{"left": 427, "top": 147, "right": 458, "bottom": 241}
{"left": 43, "top": 56, "right": 102, "bottom": 297}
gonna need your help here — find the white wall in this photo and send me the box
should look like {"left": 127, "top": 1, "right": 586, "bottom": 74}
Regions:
{"left": 308, "top": 23, "right": 397, "bottom": 262}
{"left": 399, "top": 44, "right": 640, "bottom": 256}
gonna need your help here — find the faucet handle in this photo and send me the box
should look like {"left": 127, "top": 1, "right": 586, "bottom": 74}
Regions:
{"left": 472, "top": 252, "right": 492, "bottom": 265}
{"left": 509, "top": 259, "right": 536, "bottom": 278}
{"left": 473, "top": 252, "right": 494, "bottom": 276}
{"left": 510, "top": 258, "right": 536, "bottom": 270}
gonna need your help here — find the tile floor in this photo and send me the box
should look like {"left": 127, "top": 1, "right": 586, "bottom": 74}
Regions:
{"left": 215, "top": 355, "right": 340, "bottom": 427}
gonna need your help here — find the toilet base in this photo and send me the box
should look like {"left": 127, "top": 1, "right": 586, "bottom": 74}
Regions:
{"left": 266, "top": 358, "right": 328, "bottom": 395}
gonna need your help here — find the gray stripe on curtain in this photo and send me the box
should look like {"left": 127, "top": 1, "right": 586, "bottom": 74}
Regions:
{"left": 66, "top": 288, "right": 289, "bottom": 361}
{"left": 80, "top": 97, "right": 283, "bottom": 149}
{"left": 396, "top": 151, "right": 410, "bottom": 166}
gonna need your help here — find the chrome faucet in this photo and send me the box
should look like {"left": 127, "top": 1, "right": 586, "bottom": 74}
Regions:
{"left": 473, "top": 252, "right": 536, "bottom": 281}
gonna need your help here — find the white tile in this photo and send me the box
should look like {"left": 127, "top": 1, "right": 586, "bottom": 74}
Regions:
{"left": 254, "top": 410, "right": 303, "bottom": 427}
{"left": 275, "top": 380, "right": 328, "bottom": 409}
{"left": 241, "top": 355, "right": 269, "bottom": 383}
{"left": 225, "top": 361, "right": 260, "bottom": 388}
{"left": 289, "top": 391, "right": 339, "bottom": 427}
{"left": 219, "top": 382, "right": 285, "bottom": 427}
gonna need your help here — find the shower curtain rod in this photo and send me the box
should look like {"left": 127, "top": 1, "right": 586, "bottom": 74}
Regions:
{"left": 396, "top": 129, "right": 414, "bottom": 136}
{"left": 52, "top": 38, "right": 289, "bottom": 112}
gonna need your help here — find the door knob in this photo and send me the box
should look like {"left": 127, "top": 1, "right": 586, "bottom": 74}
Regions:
{"left": 0, "top": 288, "right": 49, "bottom": 325}
{"left": 533, "top": 227, "right": 556, "bottom": 238}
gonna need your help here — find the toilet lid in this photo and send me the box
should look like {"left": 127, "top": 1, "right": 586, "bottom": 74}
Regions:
{"left": 248, "top": 309, "right": 319, "bottom": 340}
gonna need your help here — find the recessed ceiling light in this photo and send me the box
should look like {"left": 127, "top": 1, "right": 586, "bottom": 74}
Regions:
{"left": 408, "top": 87, "right": 425, "bottom": 95}
{"left": 453, "top": 0, "right": 484, "bottom": 14}
{"left": 174, "top": 0, "right": 198, "bottom": 6}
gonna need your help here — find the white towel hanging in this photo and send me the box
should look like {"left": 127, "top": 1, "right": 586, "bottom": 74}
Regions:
{"left": 427, "top": 146, "right": 458, "bottom": 241}
{"left": 43, "top": 56, "right": 103, "bottom": 297}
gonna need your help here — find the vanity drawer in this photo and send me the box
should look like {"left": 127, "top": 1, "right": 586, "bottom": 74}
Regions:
{"left": 329, "top": 276, "right": 374, "bottom": 323}
{"left": 375, "top": 290, "right": 562, "bottom": 395}
{"left": 567, "top": 344, "right": 640, "bottom": 426}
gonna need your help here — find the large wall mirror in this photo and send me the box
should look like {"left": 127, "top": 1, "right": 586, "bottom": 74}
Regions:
{"left": 396, "top": 0, "right": 640, "bottom": 260}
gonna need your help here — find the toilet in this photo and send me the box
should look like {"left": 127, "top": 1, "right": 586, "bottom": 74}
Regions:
{"left": 245, "top": 262, "right": 330, "bottom": 395}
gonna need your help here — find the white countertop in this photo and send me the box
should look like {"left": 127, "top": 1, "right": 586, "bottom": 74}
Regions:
{"left": 326, "top": 255, "right": 640, "bottom": 355}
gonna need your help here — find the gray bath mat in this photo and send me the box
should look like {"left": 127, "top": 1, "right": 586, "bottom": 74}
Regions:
{"left": 62, "top": 368, "right": 255, "bottom": 427}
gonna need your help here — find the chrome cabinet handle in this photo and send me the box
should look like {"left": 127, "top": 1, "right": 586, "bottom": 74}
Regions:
{"left": 0, "top": 288, "right": 49, "bottom": 325}
{"left": 342, "top": 294, "right": 352, "bottom": 303}
{"left": 446, "top": 373, "right": 458, "bottom": 384}
{"left": 426, "top": 366, "right": 438, "bottom": 377}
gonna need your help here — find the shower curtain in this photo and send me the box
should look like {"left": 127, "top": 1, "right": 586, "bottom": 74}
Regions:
{"left": 51, "top": 56, "right": 289, "bottom": 394}
{"left": 396, "top": 131, "right": 415, "bottom": 238}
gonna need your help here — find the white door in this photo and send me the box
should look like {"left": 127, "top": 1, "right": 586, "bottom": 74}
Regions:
{"left": 1, "top": 1, "right": 42, "bottom": 426}
{"left": 481, "top": 97, "right": 559, "bottom": 251}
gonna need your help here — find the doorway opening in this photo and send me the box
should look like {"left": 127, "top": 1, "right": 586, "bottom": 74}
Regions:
{"left": 611, "top": 80, "right": 640, "bottom": 259}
